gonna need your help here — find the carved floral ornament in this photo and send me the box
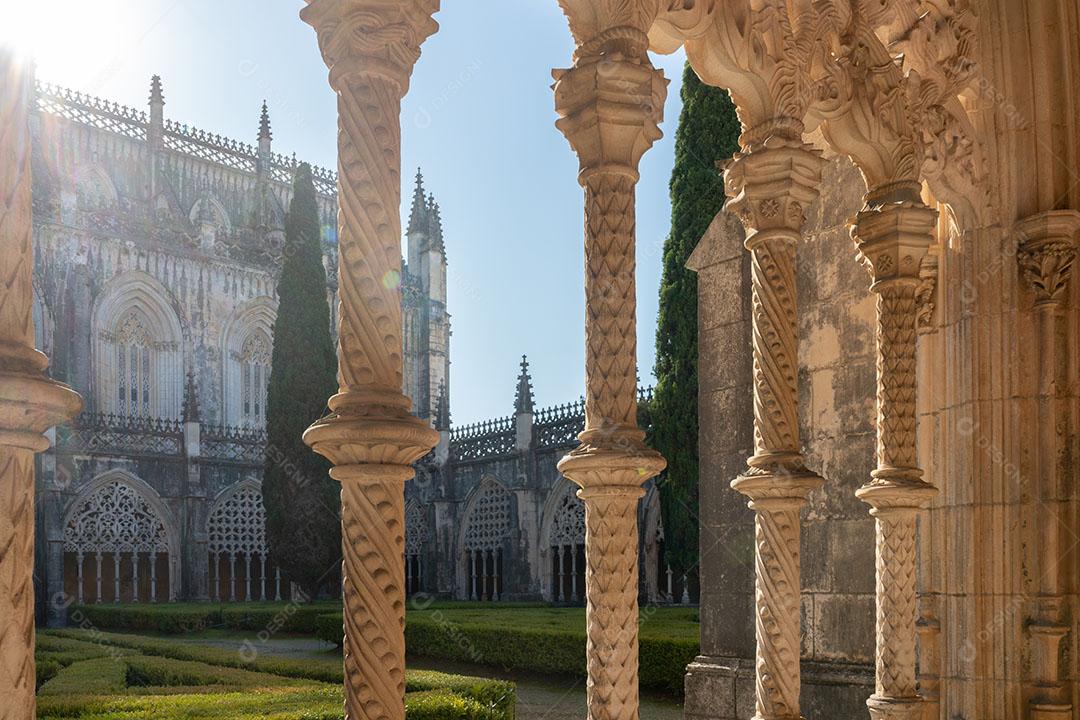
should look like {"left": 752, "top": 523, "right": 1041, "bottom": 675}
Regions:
{"left": 647, "top": 0, "right": 986, "bottom": 227}
{"left": 300, "top": 0, "right": 439, "bottom": 91}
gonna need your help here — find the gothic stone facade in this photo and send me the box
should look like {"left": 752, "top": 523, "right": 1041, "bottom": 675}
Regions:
{"left": 31, "top": 79, "right": 666, "bottom": 623}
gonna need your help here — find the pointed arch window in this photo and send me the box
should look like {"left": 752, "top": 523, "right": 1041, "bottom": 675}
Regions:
{"left": 62, "top": 478, "right": 174, "bottom": 603}
{"left": 549, "top": 485, "right": 585, "bottom": 604}
{"left": 405, "top": 500, "right": 429, "bottom": 595}
{"left": 463, "top": 481, "right": 512, "bottom": 601}
{"left": 115, "top": 311, "right": 153, "bottom": 418}
{"left": 240, "top": 331, "right": 271, "bottom": 428}
{"left": 208, "top": 482, "right": 278, "bottom": 602}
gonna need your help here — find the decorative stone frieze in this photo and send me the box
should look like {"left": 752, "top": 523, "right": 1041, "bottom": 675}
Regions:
{"left": 299, "top": 2, "right": 440, "bottom": 719}
{"left": 0, "top": 51, "right": 83, "bottom": 719}
{"left": 553, "top": 4, "right": 667, "bottom": 717}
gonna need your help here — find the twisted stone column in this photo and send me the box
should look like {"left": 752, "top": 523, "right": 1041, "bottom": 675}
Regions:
{"left": 1016, "top": 210, "right": 1079, "bottom": 719}
{"left": 852, "top": 190, "right": 939, "bottom": 720}
{"left": 0, "top": 51, "right": 83, "bottom": 719}
{"left": 299, "top": 3, "right": 439, "bottom": 719}
{"left": 554, "top": 30, "right": 667, "bottom": 720}
{"left": 725, "top": 135, "right": 824, "bottom": 720}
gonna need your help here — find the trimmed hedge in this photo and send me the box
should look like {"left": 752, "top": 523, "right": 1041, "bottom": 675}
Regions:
{"left": 315, "top": 611, "right": 698, "bottom": 696}
{"left": 65, "top": 601, "right": 339, "bottom": 635}
{"left": 40, "top": 629, "right": 516, "bottom": 720}
{"left": 38, "top": 657, "right": 128, "bottom": 696}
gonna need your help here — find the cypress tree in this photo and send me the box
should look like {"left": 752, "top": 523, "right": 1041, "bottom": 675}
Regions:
{"left": 263, "top": 163, "right": 340, "bottom": 599}
{"left": 652, "top": 63, "right": 740, "bottom": 593}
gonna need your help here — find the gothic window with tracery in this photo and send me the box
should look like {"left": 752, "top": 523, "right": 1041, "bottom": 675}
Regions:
{"left": 207, "top": 482, "right": 274, "bottom": 602}
{"left": 549, "top": 484, "right": 585, "bottom": 604}
{"left": 463, "top": 481, "right": 511, "bottom": 601}
{"left": 115, "top": 311, "right": 153, "bottom": 417}
{"left": 405, "top": 500, "right": 429, "bottom": 595}
{"left": 239, "top": 331, "right": 271, "bottom": 428}
{"left": 62, "top": 478, "right": 173, "bottom": 604}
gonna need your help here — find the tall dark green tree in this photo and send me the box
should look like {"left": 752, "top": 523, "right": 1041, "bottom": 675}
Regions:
{"left": 651, "top": 63, "right": 740, "bottom": 591}
{"left": 263, "top": 163, "right": 340, "bottom": 599}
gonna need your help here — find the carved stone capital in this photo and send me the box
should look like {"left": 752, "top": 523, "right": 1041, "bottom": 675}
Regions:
{"left": 558, "top": 0, "right": 662, "bottom": 60}
{"left": 0, "top": 351, "right": 83, "bottom": 452}
{"left": 557, "top": 442, "right": 665, "bottom": 493}
{"left": 553, "top": 54, "right": 667, "bottom": 183}
{"left": 300, "top": 0, "right": 438, "bottom": 93}
{"left": 853, "top": 194, "right": 939, "bottom": 287}
{"left": 1016, "top": 211, "right": 1080, "bottom": 309}
{"left": 303, "top": 389, "right": 439, "bottom": 477}
{"left": 724, "top": 137, "right": 825, "bottom": 247}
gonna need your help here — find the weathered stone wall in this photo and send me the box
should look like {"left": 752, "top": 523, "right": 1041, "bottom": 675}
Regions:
{"left": 685, "top": 154, "right": 876, "bottom": 719}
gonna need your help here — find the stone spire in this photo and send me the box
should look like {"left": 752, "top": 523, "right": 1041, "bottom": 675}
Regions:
{"left": 258, "top": 100, "right": 272, "bottom": 143}
{"left": 407, "top": 168, "right": 428, "bottom": 236}
{"left": 147, "top": 75, "right": 165, "bottom": 165}
{"left": 434, "top": 379, "right": 450, "bottom": 430}
{"left": 427, "top": 194, "right": 444, "bottom": 253}
{"left": 149, "top": 75, "right": 164, "bottom": 112}
{"left": 514, "top": 355, "right": 535, "bottom": 414}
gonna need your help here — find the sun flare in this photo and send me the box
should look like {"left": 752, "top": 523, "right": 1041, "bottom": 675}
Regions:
{"left": 2, "top": 1, "right": 122, "bottom": 76}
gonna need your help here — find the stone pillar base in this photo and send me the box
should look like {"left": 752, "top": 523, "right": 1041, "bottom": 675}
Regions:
{"left": 684, "top": 656, "right": 876, "bottom": 720}
{"left": 683, "top": 656, "right": 749, "bottom": 720}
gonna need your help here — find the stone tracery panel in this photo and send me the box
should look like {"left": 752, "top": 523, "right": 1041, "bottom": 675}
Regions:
{"left": 62, "top": 476, "right": 174, "bottom": 603}
{"left": 207, "top": 481, "right": 272, "bottom": 602}
{"left": 405, "top": 499, "right": 429, "bottom": 595}
{"left": 547, "top": 482, "right": 586, "bottom": 604}
{"left": 463, "top": 480, "right": 512, "bottom": 601}
{"left": 463, "top": 480, "right": 511, "bottom": 552}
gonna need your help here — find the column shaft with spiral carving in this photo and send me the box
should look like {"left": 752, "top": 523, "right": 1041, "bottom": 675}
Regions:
{"left": 553, "top": 21, "right": 667, "bottom": 720}
{"left": 299, "top": 3, "right": 439, "bottom": 720}
{"left": 0, "top": 51, "right": 83, "bottom": 719}
{"left": 725, "top": 136, "right": 824, "bottom": 720}
{"left": 1016, "top": 211, "right": 1079, "bottom": 718}
{"left": 852, "top": 192, "right": 939, "bottom": 720}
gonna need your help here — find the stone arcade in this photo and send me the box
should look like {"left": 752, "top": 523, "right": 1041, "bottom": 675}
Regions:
{"left": 2, "top": 1, "right": 1080, "bottom": 720}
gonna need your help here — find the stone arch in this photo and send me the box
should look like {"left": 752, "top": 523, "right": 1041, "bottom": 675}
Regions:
{"left": 221, "top": 297, "right": 276, "bottom": 428}
{"left": 61, "top": 470, "right": 179, "bottom": 603}
{"left": 92, "top": 270, "right": 185, "bottom": 418}
{"left": 458, "top": 476, "right": 512, "bottom": 601}
{"left": 539, "top": 479, "right": 586, "bottom": 603}
{"left": 73, "top": 164, "right": 118, "bottom": 211}
{"left": 404, "top": 498, "right": 429, "bottom": 596}
{"left": 207, "top": 480, "right": 273, "bottom": 602}
{"left": 189, "top": 194, "right": 232, "bottom": 234}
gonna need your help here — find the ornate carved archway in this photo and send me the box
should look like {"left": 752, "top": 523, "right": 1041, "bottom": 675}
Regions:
{"left": 207, "top": 480, "right": 276, "bottom": 602}
{"left": 62, "top": 471, "right": 178, "bottom": 604}
{"left": 459, "top": 477, "right": 512, "bottom": 602}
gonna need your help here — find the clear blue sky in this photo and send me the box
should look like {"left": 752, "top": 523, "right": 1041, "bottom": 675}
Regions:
{"left": 12, "top": 1, "right": 689, "bottom": 425}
